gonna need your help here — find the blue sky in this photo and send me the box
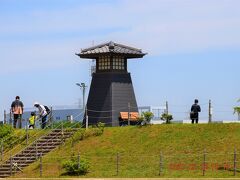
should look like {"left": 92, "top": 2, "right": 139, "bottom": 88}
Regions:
{"left": 0, "top": 0, "right": 240, "bottom": 121}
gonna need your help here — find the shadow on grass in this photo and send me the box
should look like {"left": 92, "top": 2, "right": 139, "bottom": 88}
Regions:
{"left": 60, "top": 172, "right": 87, "bottom": 176}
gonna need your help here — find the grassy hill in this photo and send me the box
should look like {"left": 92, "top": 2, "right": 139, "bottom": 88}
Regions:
{"left": 13, "top": 123, "right": 240, "bottom": 178}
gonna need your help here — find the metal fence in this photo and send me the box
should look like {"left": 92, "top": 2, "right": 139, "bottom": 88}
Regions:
{"left": 10, "top": 150, "right": 239, "bottom": 178}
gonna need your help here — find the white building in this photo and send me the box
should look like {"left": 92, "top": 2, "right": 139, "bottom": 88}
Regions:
{"left": 138, "top": 106, "right": 166, "bottom": 124}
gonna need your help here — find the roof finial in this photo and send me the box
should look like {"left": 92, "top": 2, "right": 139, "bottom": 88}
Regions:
{"left": 109, "top": 41, "right": 115, "bottom": 50}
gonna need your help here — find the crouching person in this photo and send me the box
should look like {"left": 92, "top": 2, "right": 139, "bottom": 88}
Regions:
{"left": 34, "top": 102, "right": 48, "bottom": 129}
{"left": 29, "top": 112, "right": 36, "bottom": 129}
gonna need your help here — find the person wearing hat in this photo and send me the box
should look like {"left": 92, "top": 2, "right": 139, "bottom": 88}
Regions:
{"left": 190, "top": 99, "right": 201, "bottom": 124}
{"left": 34, "top": 102, "right": 48, "bottom": 129}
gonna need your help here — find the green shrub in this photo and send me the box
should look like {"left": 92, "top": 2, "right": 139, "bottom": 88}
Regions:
{"left": 142, "top": 112, "right": 154, "bottom": 123}
{"left": 93, "top": 122, "right": 105, "bottom": 136}
{"left": 139, "top": 112, "right": 154, "bottom": 126}
{"left": 161, "top": 113, "right": 173, "bottom": 124}
{"left": 90, "top": 128, "right": 103, "bottom": 136}
{"left": 97, "top": 122, "right": 105, "bottom": 131}
{"left": 51, "top": 120, "right": 82, "bottom": 129}
{"left": 72, "top": 129, "right": 86, "bottom": 142}
{"left": 0, "top": 128, "right": 27, "bottom": 150}
{"left": 70, "top": 124, "right": 105, "bottom": 147}
{"left": 4, "top": 130, "right": 26, "bottom": 149}
{"left": 62, "top": 157, "right": 89, "bottom": 175}
{"left": 0, "top": 125, "right": 13, "bottom": 139}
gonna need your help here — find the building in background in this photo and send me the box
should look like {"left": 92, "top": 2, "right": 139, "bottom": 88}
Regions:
{"left": 138, "top": 106, "right": 166, "bottom": 124}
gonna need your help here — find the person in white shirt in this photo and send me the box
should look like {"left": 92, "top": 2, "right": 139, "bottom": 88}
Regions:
{"left": 34, "top": 102, "right": 48, "bottom": 129}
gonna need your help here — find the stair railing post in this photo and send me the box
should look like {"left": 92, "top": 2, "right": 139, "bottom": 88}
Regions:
{"left": 51, "top": 118, "right": 53, "bottom": 129}
{"left": 10, "top": 154, "right": 12, "bottom": 176}
{"left": 50, "top": 107, "right": 53, "bottom": 129}
{"left": 61, "top": 121, "right": 63, "bottom": 133}
{"left": 61, "top": 122, "right": 64, "bottom": 144}
{"left": 159, "top": 151, "right": 163, "bottom": 176}
{"left": 26, "top": 121, "right": 29, "bottom": 145}
{"left": 71, "top": 137, "right": 74, "bottom": 148}
{"left": 234, "top": 148, "right": 237, "bottom": 176}
{"left": 35, "top": 143, "right": 38, "bottom": 160}
{"left": 4, "top": 110, "right": 6, "bottom": 124}
{"left": 40, "top": 153, "right": 42, "bottom": 177}
{"left": 203, "top": 149, "right": 206, "bottom": 176}
{"left": 9, "top": 109, "right": 12, "bottom": 127}
{"left": 116, "top": 152, "right": 119, "bottom": 176}
{"left": 78, "top": 152, "right": 80, "bottom": 169}
{"left": 1, "top": 140, "right": 3, "bottom": 162}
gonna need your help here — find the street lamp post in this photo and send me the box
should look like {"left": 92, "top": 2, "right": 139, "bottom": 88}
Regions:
{"left": 76, "top": 83, "right": 88, "bottom": 128}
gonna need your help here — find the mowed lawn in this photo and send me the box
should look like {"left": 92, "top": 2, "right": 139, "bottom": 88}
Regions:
{"left": 14, "top": 123, "right": 240, "bottom": 178}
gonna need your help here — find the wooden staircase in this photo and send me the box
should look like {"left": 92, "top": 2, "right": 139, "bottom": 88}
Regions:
{"left": 0, "top": 128, "right": 77, "bottom": 178}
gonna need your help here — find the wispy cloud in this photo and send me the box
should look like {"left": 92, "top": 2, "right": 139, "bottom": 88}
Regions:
{"left": 0, "top": 0, "right": 240, "bottom": 74}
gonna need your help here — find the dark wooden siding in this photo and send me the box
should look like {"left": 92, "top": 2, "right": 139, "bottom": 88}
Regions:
{"left": 83, "top": 72, "right": 138, "bottom": 126}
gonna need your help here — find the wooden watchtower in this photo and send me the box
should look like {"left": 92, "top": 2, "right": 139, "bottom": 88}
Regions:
{"left": 76, "top": 41, "right": 146, "bottom": 126}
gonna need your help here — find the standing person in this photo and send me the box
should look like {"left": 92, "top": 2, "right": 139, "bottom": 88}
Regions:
{"left": 34, "top": 102, "right": 48, "bottom": 129}
{"left": 11, "top": 96, "right": 24, "bottom": 128}
{"left": 190, "top": 99, "right": 201, "bottom": 124}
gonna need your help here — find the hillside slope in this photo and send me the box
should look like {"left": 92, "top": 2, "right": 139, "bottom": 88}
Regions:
{"left": 15, "top": 123, "right": 240, "bottom": 178}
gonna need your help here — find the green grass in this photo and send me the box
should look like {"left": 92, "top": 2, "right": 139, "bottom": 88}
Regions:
{"left": 13, "top": 123, "right": 240, "bottom": 178}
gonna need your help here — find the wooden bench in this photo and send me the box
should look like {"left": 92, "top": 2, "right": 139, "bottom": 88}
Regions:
{"left": 119, "top": 112, "right": 139, "bottom": 121}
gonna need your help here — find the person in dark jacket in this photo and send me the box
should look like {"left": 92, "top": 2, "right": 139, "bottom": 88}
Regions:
{"left": 190, "top": 99, "right": 201, "bottom": 124}
{"left": 11, "top": 96, "right": 24, "bottom": 128}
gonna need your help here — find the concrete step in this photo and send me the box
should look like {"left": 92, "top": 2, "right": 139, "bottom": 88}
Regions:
{"left": 28, "top": 142, "right": 62, "bottom": 148}
{"left": 25, "top": 145, "right": 60, "bottom": 151}
{"left": 0, "top": 165, "right": 27, "bottom": 170}
{"left": 0, "top": 167, "right": 11, "bottom": 170}
{"left": 21, "top": 146, "right": 56, "bottom": 152}
{"left": 0, "top": 171, "right": 20, "bottom": 177}
{"left": 1, "top": 163, "right": 30, "bottom": 168}
{"left": 47, "top": 131, "right": 75, "bottom": 136}
{"left": 19, "top": 144, "right": 57, "bottom": 153}
{"left": 42, "top": 136, "right": 67, "bottom": 139}
{"left": 11, "top": 157, "right": 36, "bottom": 161}
{"left": 41, "top": 135, "right": 72, "bottom": 139}
{"left": 0, "top": 173, "right": 11, "bottom": 177}
{"left": 22, "top": 146, "right": 53, "bottom": 150}
{"left": 0, "top": 175, "right": 9, "bottom": 178}
{"left": 0, "top": 170, "right": 19, "bottom": 173}
{"left": 37, "top": 139, "right": 62, "bottom": 143}
{"left": 5, "top": 159, "right": 35, "bottom": 164}
{"left": 48, "top": 132, "right": 76, "bottom": 137}
{"left": 16, "top": 152, "right": 47, "bottom": 157}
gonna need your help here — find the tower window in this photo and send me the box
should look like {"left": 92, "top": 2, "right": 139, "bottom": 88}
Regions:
{"left": 113, "top": 56, "right": 125, "bottom": 70}
{"left": 98, "top": 55, "right": 110, "bottom": 70}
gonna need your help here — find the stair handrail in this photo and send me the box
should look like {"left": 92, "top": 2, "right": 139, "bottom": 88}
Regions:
{"left": 6, "top": 120, "right": 66, "bottom": 161}
{"left": 1, "top": 110, "right": 56, "bottom": 147}
{"left": 19, "top": 121, "right": 85, "bottom": 165}
{"left": 0, "top": 111, "right": 57, "bottom": 163}
{"left": 4, "top": 110, "right": 84, "bottom": 164}
{"left": 3, "top": 121, "right": 79, "bottom": 166}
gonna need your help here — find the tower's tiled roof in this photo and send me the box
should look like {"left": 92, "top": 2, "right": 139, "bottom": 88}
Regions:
{"left": 76, "top": 41, "right": 146, "bottom": 59}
